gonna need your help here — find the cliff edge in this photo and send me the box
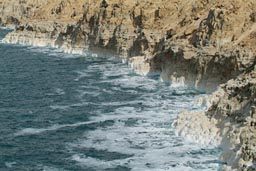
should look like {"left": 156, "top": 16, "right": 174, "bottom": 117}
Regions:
{"left": 0, "top": 0, "right": 255, "bottom": 170}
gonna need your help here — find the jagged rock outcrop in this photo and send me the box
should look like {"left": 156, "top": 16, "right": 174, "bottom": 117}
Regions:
{"left": 0, "top": 0, "right": 255, "bottom": 170}
{"left": 1, "top": 0, "right": 255, "bottom": 92}
{"left": 175, "top": 69, "right": 256, "bottom": 171}
{"left": 208, "top": 70, "right": 256, "bottom": 171}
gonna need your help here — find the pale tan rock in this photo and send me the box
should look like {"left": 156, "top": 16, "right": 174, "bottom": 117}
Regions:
{"left": 0, "top": 1, "right": 256, "bottom": 170}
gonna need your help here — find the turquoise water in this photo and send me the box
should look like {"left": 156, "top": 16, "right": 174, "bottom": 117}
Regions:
{"left": 0, "top": 28, "right": 220, "bottom": 171}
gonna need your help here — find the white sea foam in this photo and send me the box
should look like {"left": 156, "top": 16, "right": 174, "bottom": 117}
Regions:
{"left": 104, "top": 75, "right": 158, "bottom": 90}
{"left": 5, "top": 162, "right": 16, "bottom": 168}
{"left": 76, "top": 89, "right": 101, "bottom": 99}
{"left": 14, "top": 121, "right": 97, "bottom": 137}
{"left": 49, "top": 105, "right": 70, "bottom": 110}
{"left": 0, "top": 26, "right": 14, "bottom": 30}
{"left": 74, "top": 70, "right": 92, "bottom": 81}
{"left": 66, "top": 62, "right": 220, "bottom": 170}
{"left": 170, "top": 76, "right": 186, "bottom": 88}
{"left": 3, "top": 41, "right": 86, "bottom": 59}
{"left": 55, "top": 88, "right": 65, "bottom": 95}
{"left": 71, "top": 155, "right": 127, "bottom": 170}
{"left": 68, "top": 92, "right": 220, "bottom": 171}
{"left": 46, "top": 88, "right": 66, "bottom": 96}
{"left": 3, "top": 39, "right": 221, "bottom": 170}
{"left": 42, "top": 166, "right": 67, "bottom": 171}
{"left": 0, "top": 27, "right": 223, "bottom": 171}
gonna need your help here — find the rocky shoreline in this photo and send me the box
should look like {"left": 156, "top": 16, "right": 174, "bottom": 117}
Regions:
{"left": 174, "top": 70, "right": 256, "bottom": 171}
{"left": 0, "top": 0, "right": 255, "bottom": 170}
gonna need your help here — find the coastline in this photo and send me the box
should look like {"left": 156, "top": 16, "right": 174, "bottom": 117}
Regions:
{"left": 0, "top": 0, "right": 255, "bottom": 170}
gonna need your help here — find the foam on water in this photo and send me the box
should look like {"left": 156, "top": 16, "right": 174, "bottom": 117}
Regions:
{"left": 74, "top": 70, "right": 92, "bottom": 81}
{"left": 5, "top": 162, "right": 16, "bottom": 168}
{"left": 69, "top": 104, "right": 219, "bottom": 171}
{"left": 49, "top": 105, "right": 71, "bottom": 110}
{"left": 66, "top": 61, "right": 220, "bottom": 171}
{"left": 0, "top": 26, "right": 14, "bottom": 30}
{"left": 14, "top": 121, "right": 99, "bottom": 136}
{"left": 0, "top": 28, "right": 220, "bottom": 171}
{"left": 43, "top": 166, "right": 68, "bottom": 171}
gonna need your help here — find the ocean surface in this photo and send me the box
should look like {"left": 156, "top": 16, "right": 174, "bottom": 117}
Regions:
{"left": 0, "top": 28, "right": 221, "bottom": 171}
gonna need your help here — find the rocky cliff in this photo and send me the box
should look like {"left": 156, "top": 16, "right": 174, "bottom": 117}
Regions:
{"left": 175, "top": 69, "right": 256, "bottom": 171}
{"left": 0, "top": 0, "right": 255, "bottom": 170}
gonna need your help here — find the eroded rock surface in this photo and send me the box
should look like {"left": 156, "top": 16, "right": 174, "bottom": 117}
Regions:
{"left": 209, "top": 70, "right": 256, "bottom": 171}
{"left": 1, "top": 0, "right": 255, "bottom": 92}
{"left": 0, "top": 0, "right": 255, "bottom": 170}
{"left": 175, "top": 69, "right": 256, "bottom": 171}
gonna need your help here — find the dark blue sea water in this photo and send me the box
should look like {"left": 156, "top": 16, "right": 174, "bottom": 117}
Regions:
{"left": 0, "top": 28, "right": 220, "bottom": 171}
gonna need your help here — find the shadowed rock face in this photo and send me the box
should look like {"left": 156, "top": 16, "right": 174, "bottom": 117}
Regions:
{"left": 207, "top": 70, "right": 256, "bottom": 171}
{"left": 174, "top": 69, "right": 256, "bottom": 171}
{"left": 0, "top": 0, "right": 256, "bottom": 170}
{"left": 1, "top": 0, "right": 255, "bottom": 92}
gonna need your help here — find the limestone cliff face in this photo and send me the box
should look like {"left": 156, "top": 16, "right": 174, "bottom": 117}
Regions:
{"left": 1, "top": 0, "right": 255, "bottom": 92}
{"left": 207, "top": 69, "right": 256, "bottom": 171}
{"left": 0, "top": 0, "right": 256, "bottom": 170}
{"left": 174, "top": 69, "right": 256, "bottom": 171}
